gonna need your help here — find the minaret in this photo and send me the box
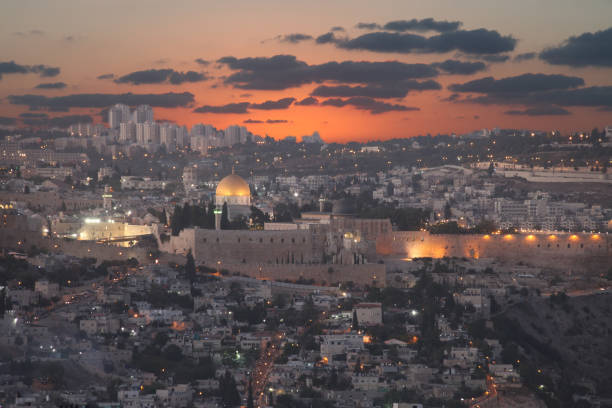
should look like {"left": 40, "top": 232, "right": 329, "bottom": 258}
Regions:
{"left": 319, "top": 195, "right": 326, "bottom": 212}
{"left": 102, "top": 186, "right": 113, "bottom": 210}
{"left": 214, "top": 206, "right": 222, "bottom": 230}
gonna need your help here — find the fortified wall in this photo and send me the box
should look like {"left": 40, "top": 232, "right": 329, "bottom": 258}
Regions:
{"left": 376, "top": 231, "right": 612, "bottom": 273}
{"left": 43, "top": 239, "right": 155, "bottom": 264}
{"left": 155, "top": 226, "right": 385, "bottom": 286}
{"left": 221, "top": 263, "right": 385, "bottom": 287}
{"left": 157, "top": 226, "right": 326, "bottom": 265}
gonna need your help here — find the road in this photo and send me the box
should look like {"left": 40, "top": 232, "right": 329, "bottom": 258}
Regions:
{"left": 250, "top": 333, "right": 284, "bottom": 408}
{"left": 541, "top": 286, "right": 610, "bottom": 298}
{"left": 470, "top": 375, "right": 498, "bottom": 408}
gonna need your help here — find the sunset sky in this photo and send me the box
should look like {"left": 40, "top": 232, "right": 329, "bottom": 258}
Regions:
{"left": 1, "top": 0, "right": 612, "bottom": 142}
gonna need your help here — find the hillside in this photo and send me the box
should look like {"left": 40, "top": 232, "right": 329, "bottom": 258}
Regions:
{"left": 491, "top": 292, "right": 612, "bottom": 405}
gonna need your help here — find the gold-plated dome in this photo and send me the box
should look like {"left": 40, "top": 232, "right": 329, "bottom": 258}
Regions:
{"left": 216, "top": 174, "right": 250, "bottom": 197}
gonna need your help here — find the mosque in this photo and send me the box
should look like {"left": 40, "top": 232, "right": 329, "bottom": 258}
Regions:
{"left": 214, "top": 172, "right": 252, "bottom": 228}
{"left": 154, "top": 172, "right": 612, "bottom": 286}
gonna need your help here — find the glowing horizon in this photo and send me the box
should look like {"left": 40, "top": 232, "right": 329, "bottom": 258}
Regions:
{"left": 1, "top": 0, "right": 612, "bottom": 143}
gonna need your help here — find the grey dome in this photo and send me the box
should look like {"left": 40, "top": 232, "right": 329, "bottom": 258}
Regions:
{"left": 332, "top": 198, "right": 355, "bottom": 215}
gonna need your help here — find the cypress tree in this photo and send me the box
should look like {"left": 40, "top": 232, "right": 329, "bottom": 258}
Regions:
{"left": 171, "top": 205, "right": 183, "bottom": 235}
{"left": 219, "top": 371, "right": 240, "bottom": 407}
{"left": 221, "top": 202, "right": 230, "bottom": 230}
{"left": 185, "top": 250, "right": 196, "bottom": 283}
{"left": 182, "top": 202, "right": 192, "bottom": 228}
{"left": 206, "top": 201, "right": 216, "bottom": 229}
{"left": 247, "top": 378, "right": 254, "bottom": 408}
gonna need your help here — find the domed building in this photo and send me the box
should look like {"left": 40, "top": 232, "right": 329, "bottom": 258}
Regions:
{"left": 214, "top": 172, "right": 251, "bottom": 226}
{"left": 331, "top": 198, "right": 355, "bottom": 216}
{"left": 215, "top": 173, "right": 251, "bottom": 207}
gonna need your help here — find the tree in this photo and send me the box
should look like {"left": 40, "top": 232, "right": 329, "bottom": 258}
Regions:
{"left": 221, "top": 202, "right": 230, "bottom": 230}
{"left": 352, "top": 309, "right": 359, "bottom": 330}
{"left": 487, "top": 161, "right": 495, "bottom": 176}
{"left": 170, "top": 205, "right": 183, "bottom": 235}
{"left": 474, "top": 219, "right": 497, "bottom": 234}
{"left": 444, "top": 202, "right": 452, "bottom": 219}
{"left": 250, "top": 206, "right": 269, "bottom": 229}
{"left": 219, "top": 371, "right": 240, "bottom": 407}
{"left": 247, "top": 378, "right": 254, "bottom": 408}
{"left": 0, "top": 288, "right": 7, "bottom": 317}
{"left": 153, "top": 332, "right": 169, "bottom": 347}
{"left": 206, "top": 201, "right": 216, "bottom": 229}
{"left": 162, "top": 344, "right": 183, "bottom": 361}
{"left": 185, "top": 250, "right": 196, "bottom": 283}
{"left": 181, "top": 202, "right": 192, "bottom": 228}
{"left": 386, "top": 182, "right": 394, "bottom": 196}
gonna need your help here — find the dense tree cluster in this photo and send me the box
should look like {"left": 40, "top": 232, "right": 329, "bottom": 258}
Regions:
{"left": 170, "top": 202, "right": 216, "bottom": 235}
{"left": 358, "top": 205, "right": 431, "bottom": 230}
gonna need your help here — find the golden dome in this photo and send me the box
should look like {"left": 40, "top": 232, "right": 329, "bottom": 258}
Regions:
{"left": 216, "top": 174, "right": 250, "bottom": 197}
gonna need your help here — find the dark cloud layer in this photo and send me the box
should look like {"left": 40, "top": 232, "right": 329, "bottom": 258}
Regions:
{"left": 505, "top": 106, "right": 571, "bottom": 116}
{"left": 280, "top": 33, "right": 313, "bottom": 43}
{"left": 527, "top": 86, "right": 612, "bottom": 108}
{"left": 218, "top": 55, "right": 438, "bottom": 90}
{"left": 8, "top": 92, "right": 195, "bottom": 110}
{"left": 448, "top": 73, "right": 584, "bottom": 95}
{"left": 35, "top": 82, "right": 67, "bottom": 89}
{"left": 0, "top": 117, "right": 17, "bottom": 126}
{"left": 194, "top": 98, "right": 295, "bottom": 114}
{"left": 22, "top": 114, "right": 94, "bottom": 128}
{"left": 295, "top": 97, "right": 319, "bottom": 106}
{"left": 115, "top": 69, "right": 208, "bottom": 85}
{"left": 244, "top": 118, "right": 288, "bottom": 124}
{"left": 450, "top": 75, "right": 612, "bottom": 110}
{"left": 321, "top": 97, "right": 419, "bottom": 114}
{"left": 383, "top": 18, "right": 462, "bottom": 33}
{"left": 356, "top": 22, "right": 381, "bottom": 30}
{"left": 315, "top": 32, "right": 339, "bottom": 44}
{"left": 338, "top": 28, "right": 516, "bottom": 55}
{"left": 540, "top": 27, "right": 612, "bottom": 67}
{"left": 13, "top": 29, "right": 45, "bottom": 37}
{"left": 194, "top": 58, "right": 210, "bottom": 66}
{"left": 432, "top": 59, "right": 486, "bottom": 75}
{"left": 311, "top": 80, "right": 441, "bottom": 99}
{"left": 0, "top": 61, "right": 60, "bottom": 80}
{"left": 97, "top": 73, "right": 114, "bottom": 80}
{"left": 513, "top": 52, "right": 536, "bottom": 62}
{"left": 193, "top": 102, "right": 250, "bottom": 114}
{"left": 20, "top": 112, "right": 49, "bottom": 119}
{"left": 250, "top": 97, "right": 295, "bottom": 110}
{"left": 479, "top": 54, "right": 510, "bottom": 63}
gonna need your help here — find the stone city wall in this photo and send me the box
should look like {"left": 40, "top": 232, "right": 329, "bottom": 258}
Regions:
{"left": 44, "top": 239, "right": 154, "bottom": 264}
{"left": 219, "top": 263, "right": 385, "bottom": 287}
{"left": 158, "top": 227, "right": 326, "bottom": 266}
{"left": 377, "top": 231, "right": 612, "bottom": 273}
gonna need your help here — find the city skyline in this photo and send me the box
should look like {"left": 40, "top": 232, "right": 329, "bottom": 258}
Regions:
{"left": 1, "top": 0, "right": 612, "bottom": 142}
